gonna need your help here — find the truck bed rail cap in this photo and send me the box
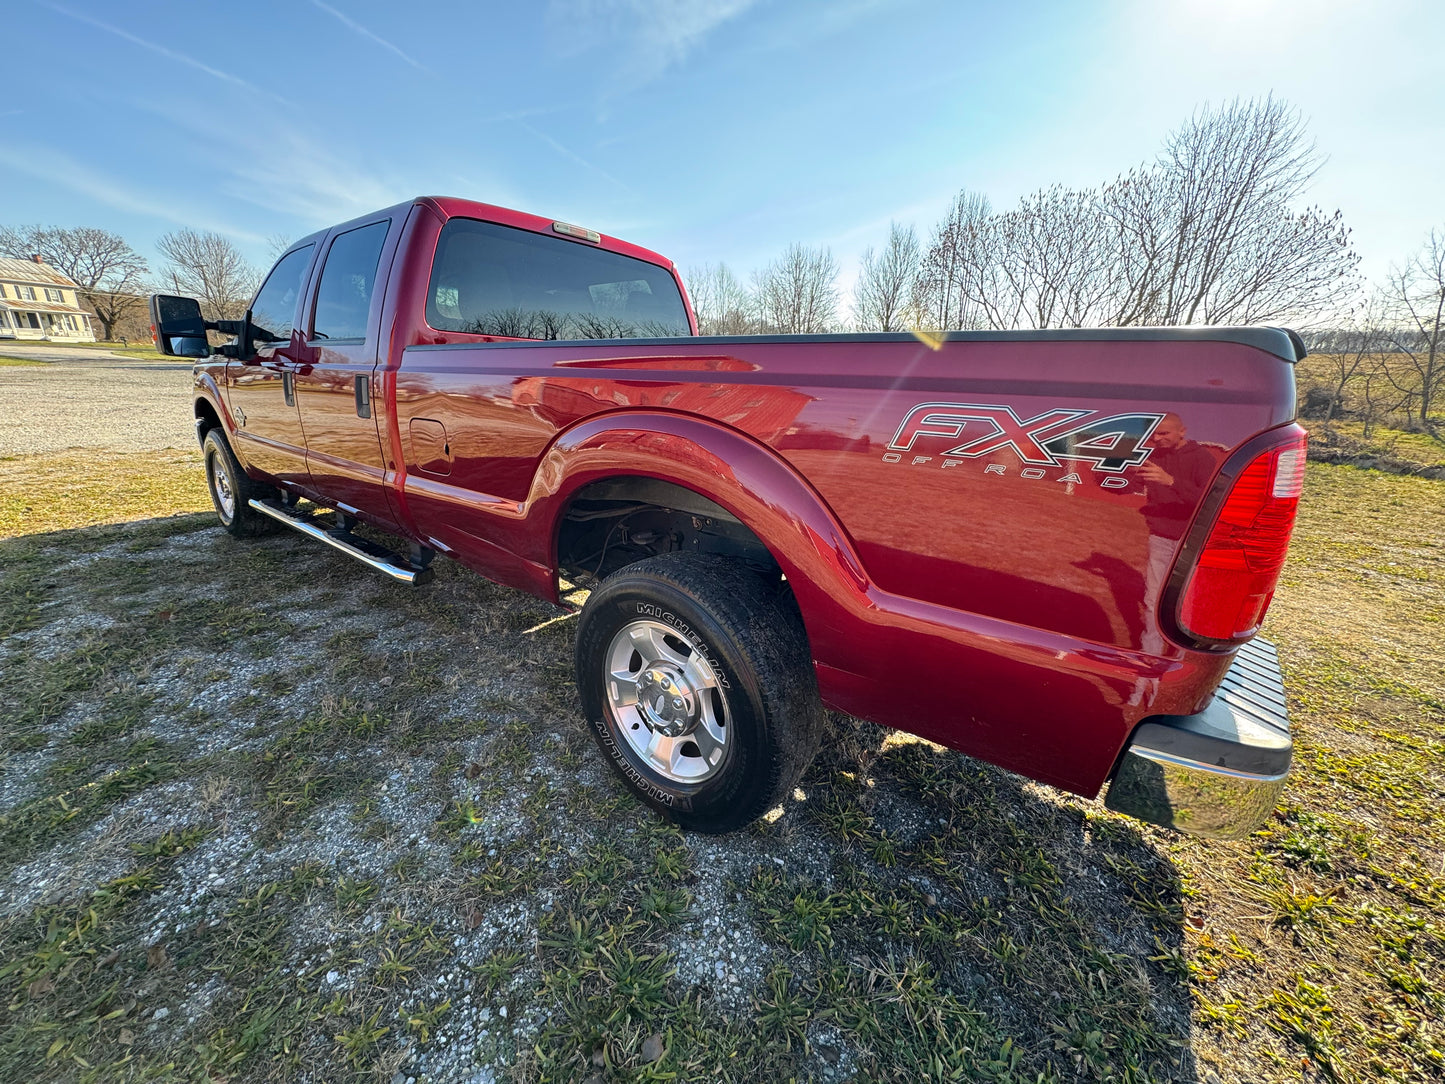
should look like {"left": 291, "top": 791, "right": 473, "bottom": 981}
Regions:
{"left": 410, "top": 326, "right": 1304, "bottom": 363}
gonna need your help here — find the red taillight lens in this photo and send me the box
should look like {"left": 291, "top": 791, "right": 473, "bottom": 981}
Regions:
{"left": 1177, "top": 432, "right": 1307, "bottom": 642}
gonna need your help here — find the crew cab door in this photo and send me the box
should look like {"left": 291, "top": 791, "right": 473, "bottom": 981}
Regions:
{"left": 227, "top": 244, "right": 316, "bottom": 486}
{"left": 292, "top": 217, "right": 400, "bottom": 530}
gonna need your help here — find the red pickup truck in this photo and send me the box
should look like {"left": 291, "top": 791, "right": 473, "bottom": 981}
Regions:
{"left": 151, "top": 195, "right": 1304, "bottom": 838}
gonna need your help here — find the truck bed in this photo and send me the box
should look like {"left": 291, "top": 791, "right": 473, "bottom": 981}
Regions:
{"left": 387, "top": 328, "right": 1300, "bottom": 796}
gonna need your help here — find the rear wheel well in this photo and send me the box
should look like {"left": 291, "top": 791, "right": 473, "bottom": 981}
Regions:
{"left": 557, "top": 477, "right": 780, "bottom": 588}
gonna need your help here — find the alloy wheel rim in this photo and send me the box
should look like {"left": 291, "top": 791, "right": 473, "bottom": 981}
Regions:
{"left": 604, "top": 618, "right": 729, "bottom": 784}
{"left": 209, "top": 451, "right": 235, "bottom": 522}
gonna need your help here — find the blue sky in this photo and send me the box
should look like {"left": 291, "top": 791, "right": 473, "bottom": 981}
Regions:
{"left": 3, "top": 0, "right": 1441, "bottom": 296}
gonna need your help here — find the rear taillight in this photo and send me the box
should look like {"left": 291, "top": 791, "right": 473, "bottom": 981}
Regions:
{"left": 1176, "top": 431, "right": 1308, "bottom": 643}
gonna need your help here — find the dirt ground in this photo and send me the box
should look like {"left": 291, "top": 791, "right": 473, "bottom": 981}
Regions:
{"left": 0, "top": 368, "right": 1440, "bottom": 1083}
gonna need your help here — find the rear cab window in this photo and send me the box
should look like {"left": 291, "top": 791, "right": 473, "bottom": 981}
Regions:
{"left": 425, "top": 218, "right": 691, "bottom": 340}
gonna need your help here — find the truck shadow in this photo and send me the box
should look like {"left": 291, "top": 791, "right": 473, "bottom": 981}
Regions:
{"left": 791, "top": 712, "right": 1199, "bottom": 1080}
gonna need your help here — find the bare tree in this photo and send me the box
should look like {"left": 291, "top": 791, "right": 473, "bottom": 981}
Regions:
{"left": 1379, "top": 229, "right": 1445, "bottom": 432}
{"left": 980, "top": 185, "right": 1134, "bottom": 329}
{"left": 915, "top": 191, "right": 992, "bottom": 330}
{"left": 914, "top": 96, "right": 1359, "bottom": 332}
{"left": 1134, "top": 95, "right": 1359, "bottom": 325}
{"left": 265, "top": 233, "right": 295, "bottom": 261}
{"left": 684, "top": 263, "right": 756, "bottom": 335}
{"left": 0, "top": 224, "right": 149, "bottom": 340}
{"left": 1302, "top": 302, "right": 1390, "bottom": 431}
{"left": 852, "top": 222, "right": 920, "bottom": 331}
{"left": 752, "top": 244, "right": 839, "bottom": 334}
{"left": 157, "top": 228, "right": 259, "bottom": 321}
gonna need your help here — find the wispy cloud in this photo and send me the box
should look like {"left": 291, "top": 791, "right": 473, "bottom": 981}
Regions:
{"left": 547, "top": 0, "right": 759, "bottom": 94}
{"left": 0, "top": 145, "right": 267, "bottom": 243}
{"left": 122, "top": 97, "right": 407, "bottom": 229}
{"left": 220, "top": 140, "right": 405, "bottom": 226}
{"left": 472, "top": 103, "right": 574, "bottom": 126}
{"left": 43, "top": 3, "right": 280, "bottom": 100}
{"left": 310, "top": 0, "right": 427, "bottom": 71}
{"left": 516, "top": 121, "right": 633, "bottom": 195}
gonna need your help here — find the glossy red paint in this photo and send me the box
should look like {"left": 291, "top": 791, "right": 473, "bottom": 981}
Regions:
{"left": 387, "top": 335, "right": 1295, "bottom": 795}
{"left": 191, "top": 196, "right": 1302, "bottom": 800}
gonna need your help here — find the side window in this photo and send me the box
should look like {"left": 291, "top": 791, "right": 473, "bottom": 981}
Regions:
{"left": 250, "top": 245, "right": 314, "bottom": 344}
{"left": 312, "top": 220, "right": 389, "bottom": 341}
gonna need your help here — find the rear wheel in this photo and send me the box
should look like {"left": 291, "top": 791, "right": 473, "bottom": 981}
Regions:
{"left": 202, "top": 427, "right": 276, "bottom": 538}
{"left": 575, "top": 554, "right": 823, "bottom": 833}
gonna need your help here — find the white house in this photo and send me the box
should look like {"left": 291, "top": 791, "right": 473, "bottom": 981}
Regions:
{"left": 0, "top": 256, "right": 96, "bottom": 341}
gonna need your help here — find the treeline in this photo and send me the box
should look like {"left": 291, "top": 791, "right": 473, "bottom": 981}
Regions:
{"left": 687, "top": 97, "right": 1364, "bottom": 337}
{"left": 1298, "top": 231, "right": 1445, "bottom": 438}
{"left": 0, "top": 224, "right": 266, "bottom": 340}
{"left": 4, "top": 91, "right": 1437, "bottom": 438}
{"left": 686, "top": 94, "right": 1442, "bottom": 437}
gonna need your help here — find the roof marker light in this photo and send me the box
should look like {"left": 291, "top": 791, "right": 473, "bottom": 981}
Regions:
{"left": 552, "top": 221, "right": 601, "bottom": 244}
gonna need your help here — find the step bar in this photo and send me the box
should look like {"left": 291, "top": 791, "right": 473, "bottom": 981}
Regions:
{"left": 247, "top": 499, "right": 435, "bottom": 586}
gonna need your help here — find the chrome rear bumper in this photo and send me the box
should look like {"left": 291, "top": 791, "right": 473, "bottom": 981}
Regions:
{"left": 1106, "top": 638, "right": 1291, "bottom": 840}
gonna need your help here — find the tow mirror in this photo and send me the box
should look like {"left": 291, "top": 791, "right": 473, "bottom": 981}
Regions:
{"left": 149, "top": 295, "right": 209, "bottom": 358}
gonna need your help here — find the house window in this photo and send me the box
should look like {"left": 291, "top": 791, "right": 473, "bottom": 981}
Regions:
{"left": 44, "top": 288, "right": 64, "bottom": 302}
{"left": 19, "top": 285, "right": 36, "bottom": 301}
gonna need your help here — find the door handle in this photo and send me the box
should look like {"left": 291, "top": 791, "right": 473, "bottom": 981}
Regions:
{"left": 355, "top": 375, "right": 372, "bottom": 418}
{"left": 282, "top": 371, "right": 295, "bottom": 407}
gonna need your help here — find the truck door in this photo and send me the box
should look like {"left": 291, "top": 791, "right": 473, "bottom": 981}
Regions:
{"left": 292, "top": 217, "right": 400, "bottom": 530}
{"left": 227, "top": 244, "right": 315, "bottom": 486}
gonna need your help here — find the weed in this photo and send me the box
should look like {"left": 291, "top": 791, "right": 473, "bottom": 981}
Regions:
{"left": 130, "top": 825, "right": 207, "bottom": 858}
{"left": 402, "top": 998, "right": 451, "bottom": 1044}
{"left": 334, "top": 1011, "right": 390, "bottom": 1069}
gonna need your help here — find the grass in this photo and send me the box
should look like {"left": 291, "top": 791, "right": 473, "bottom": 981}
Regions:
{"left": 1306, "top": 417, "right": 1445, "bottom": 470}
{"left": 1297, "top": 351, "right": 1445, "bottom": 470}
{"left": 0, "top": 354, "right": 46, "bottom": 366}
{"left": 0, "top": 456, "right": 1440, "bottom": 1082}
{"left": 87, "top": 341, "right": 176, "bottom": 361}
{"left": 0, "top": 448, "right": 210, "bottom": 538}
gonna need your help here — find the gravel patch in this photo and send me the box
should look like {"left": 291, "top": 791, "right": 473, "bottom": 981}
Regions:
{"left": 1, "top": 494, "right": 1206, "bottom": 1083}
{"left": 0, "top": 362, "right": 195, "bottom": 455}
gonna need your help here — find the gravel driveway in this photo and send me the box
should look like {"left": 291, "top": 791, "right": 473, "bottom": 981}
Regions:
{"left": 0, "top": 361, "right": 196, "bottom": 456}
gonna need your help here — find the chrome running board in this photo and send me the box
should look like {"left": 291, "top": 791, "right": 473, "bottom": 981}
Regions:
{"left": 248, "top": 498, "right": 434, "bottom": 586}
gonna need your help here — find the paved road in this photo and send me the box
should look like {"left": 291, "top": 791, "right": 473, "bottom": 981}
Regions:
{"left": 0, "top": 360, "right": 197, "bottom": 456}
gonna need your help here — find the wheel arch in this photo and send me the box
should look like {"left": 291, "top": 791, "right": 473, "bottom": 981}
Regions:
{"left": 194, "top": 394, "right": 222, "bottom": 445}
{"left": 531, "top": 411, "right": 872, "bottom": 678}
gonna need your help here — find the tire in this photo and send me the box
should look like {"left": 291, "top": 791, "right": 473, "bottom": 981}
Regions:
{"left": 202, "top": 427, "right": 276, "bottom": 538}
{"left": 575, "top": 553, "right": 824, "bottom": 833}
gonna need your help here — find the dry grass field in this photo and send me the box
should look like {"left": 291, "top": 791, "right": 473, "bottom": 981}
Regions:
{"left": 0, "top": 452, "right": 1440, "bottom": 1083}
{"left": 1294, "top": 351, "right": 1445, "bottom": 472}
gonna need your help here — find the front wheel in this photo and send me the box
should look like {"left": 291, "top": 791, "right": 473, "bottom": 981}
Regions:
{"left": 202, "top": 427, "right": 276, "bottom": 538}
{"left": 574, "top": 554, "right": 823, "bottom": 833}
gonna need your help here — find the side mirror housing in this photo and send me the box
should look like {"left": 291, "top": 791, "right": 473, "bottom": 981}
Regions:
{"left": 149, "top": 295, "right": 210, "bottom": 358}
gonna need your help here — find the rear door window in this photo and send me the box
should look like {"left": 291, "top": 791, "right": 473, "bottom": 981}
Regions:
{"left": 312, "top": 220, "right": 390, "bottom": 341}
{"left": 249, "top": 245, "right": 313, "bottom": 344}
{"left": 425, "top": 218, "right": 691, "bottom": 339}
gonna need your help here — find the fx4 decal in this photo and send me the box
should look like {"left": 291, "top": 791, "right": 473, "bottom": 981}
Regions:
{"left": 886, "top": 403, "right": 1165, "bottom": 473}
